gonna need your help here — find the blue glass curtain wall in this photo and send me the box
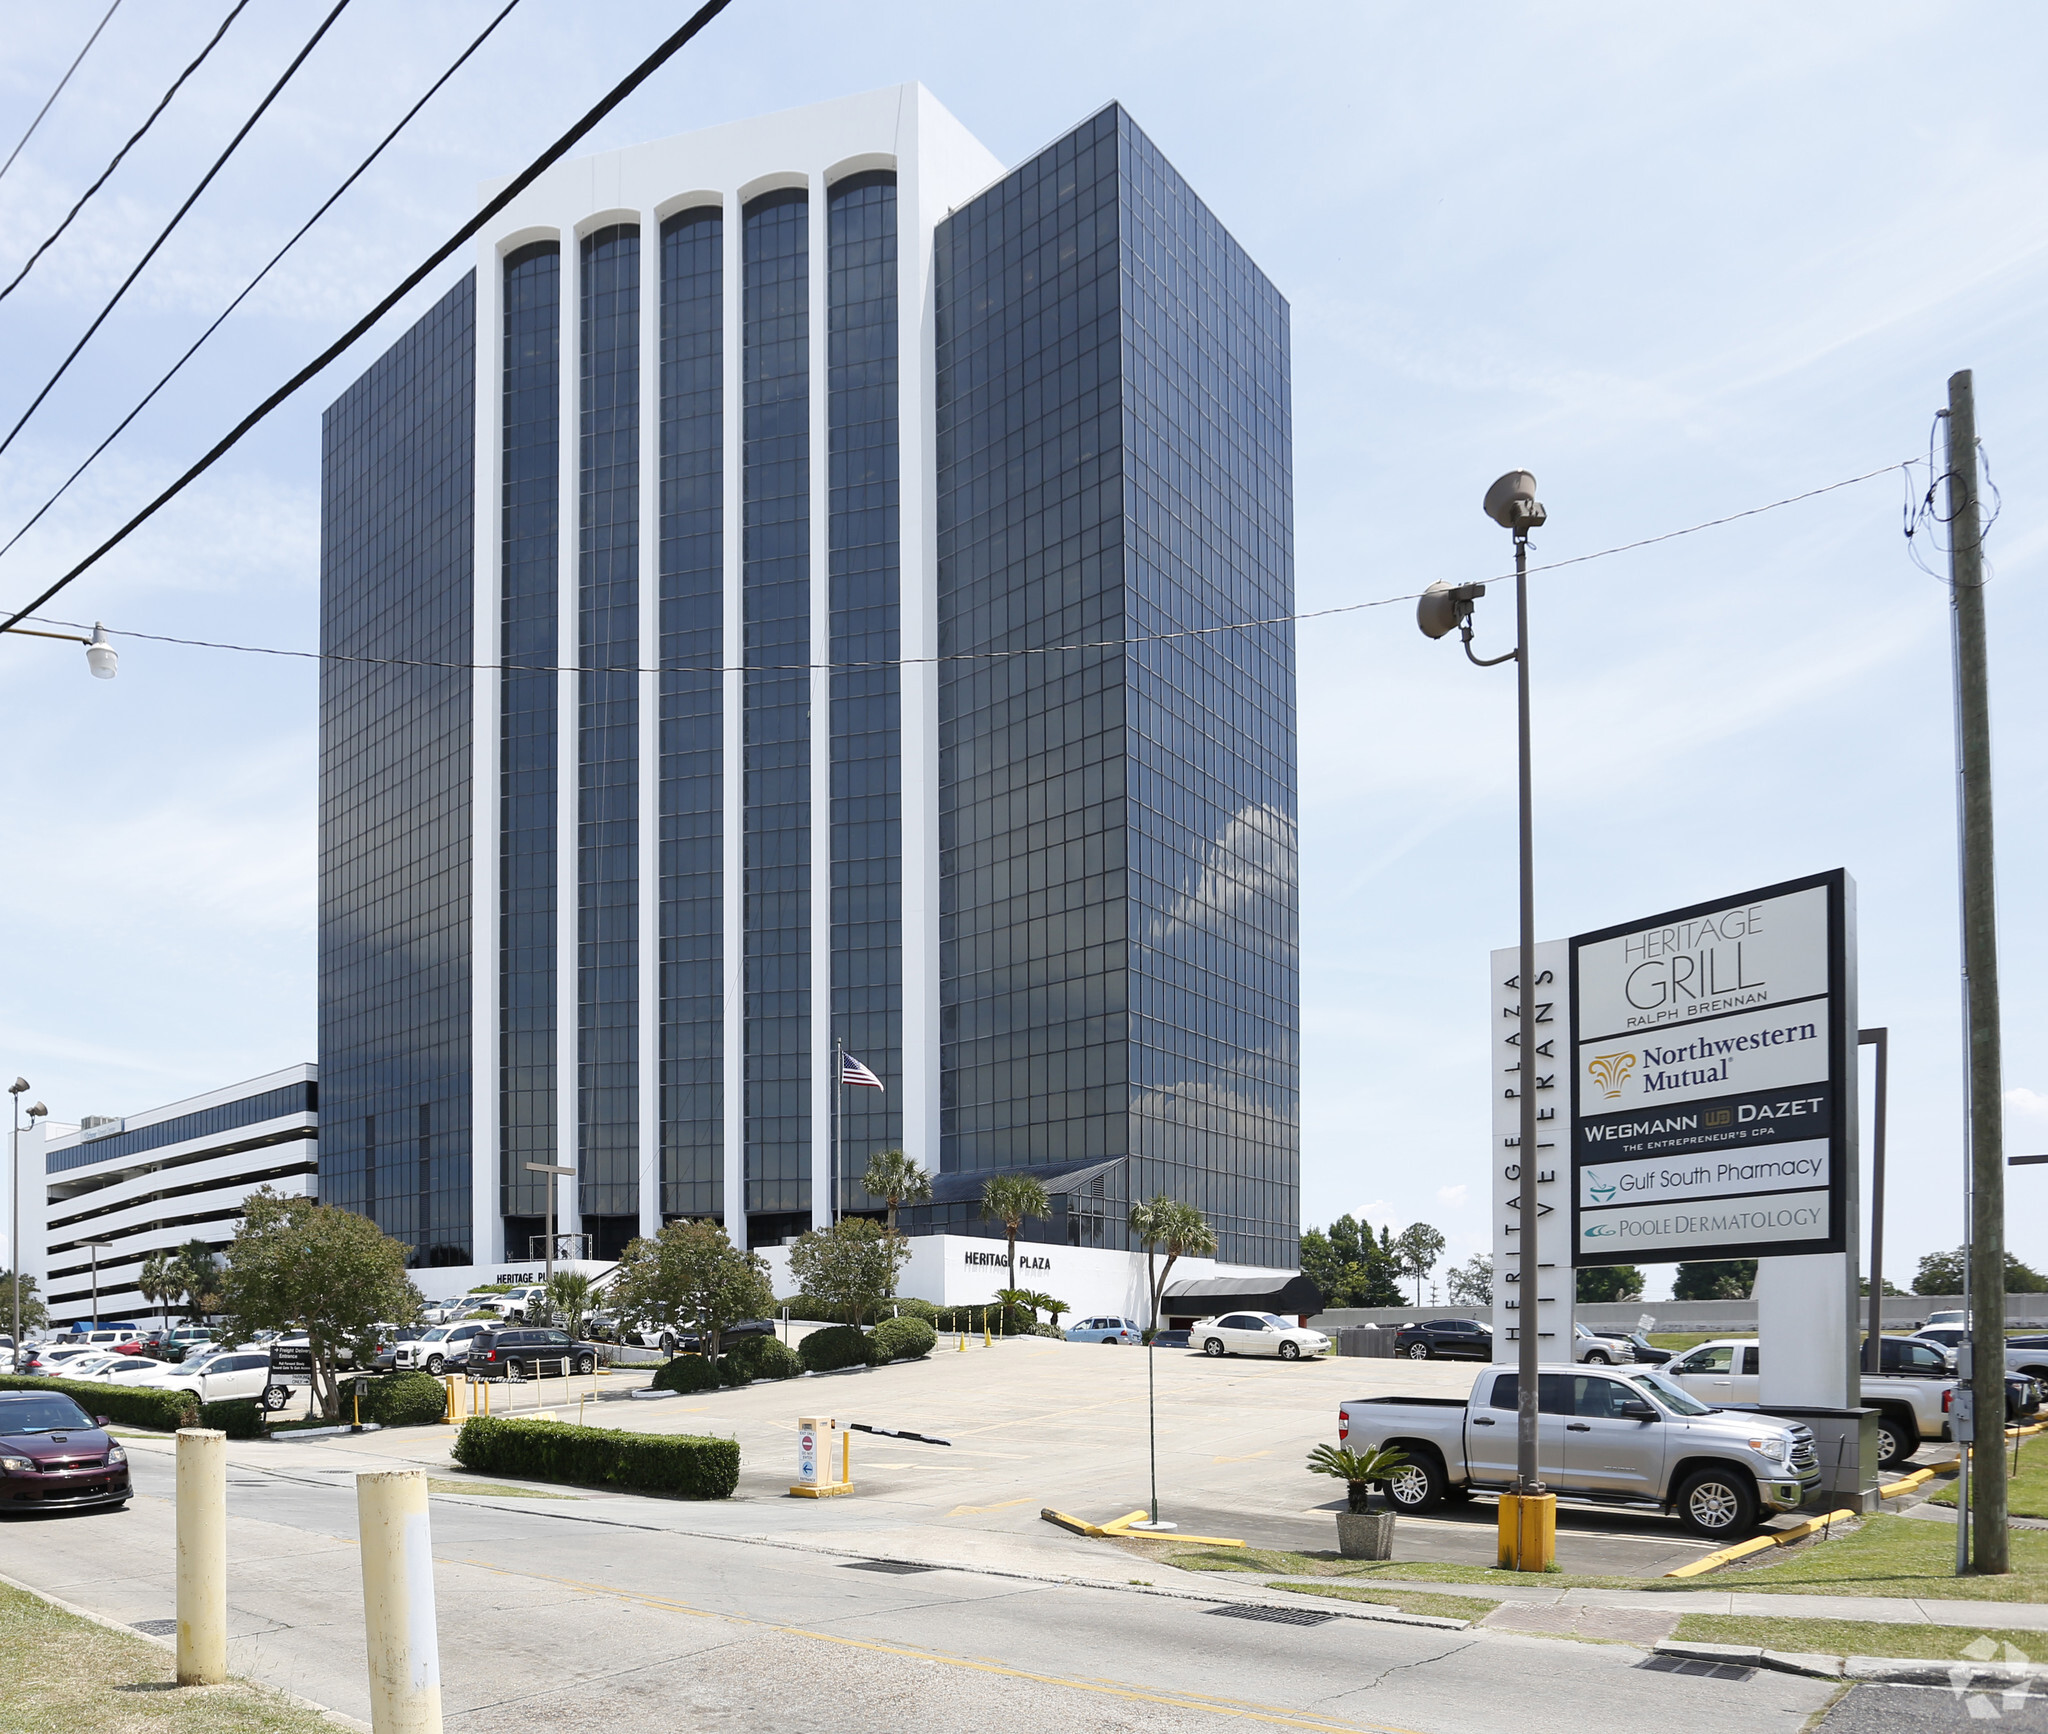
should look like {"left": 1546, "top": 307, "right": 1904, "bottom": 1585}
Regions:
{"left": 320, "top": 273, "right": 475, "bottom": 1267}
{"left": 657, "top": 206, "right": 724, "bottom": 1219}
{"left": 827, "top": 170, "right": 903, "bottom": 1210}
{"left": 578, "top": 224, "right": 641, "bottom": 1246}
{"left": 741, "top": 188, "right": 811, "bottom": 1228}
{"left": 499, "top": 241, "right": 560, "bottom": 1229}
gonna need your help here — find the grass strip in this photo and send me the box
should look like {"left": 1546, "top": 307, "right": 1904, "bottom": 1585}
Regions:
{"left": 0, "top": 1576, "right": 336, "bottom": 1733}
{"left": 1931, "top": 1437, "right": 2048, "bottom": 1520}
{"left": 1159, "top": 1544, "right": 1640, "bottom": 1591}
{"left": 1265, "top": 1581, "right": 1497, "bottom": 1621}
{"left": 427, "top": 1475, "right": 577, "bottom": 1500}
{"left": 1720, "top": 1513, "right": 2048, "bottom": 1601}
{"left": 1674, "top": 1611, "right": 2048, "bottom": 1661}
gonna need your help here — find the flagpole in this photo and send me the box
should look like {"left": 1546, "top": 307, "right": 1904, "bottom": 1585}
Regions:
{"left": 832, "top": 1035, "right": 843, "bottom": 1226}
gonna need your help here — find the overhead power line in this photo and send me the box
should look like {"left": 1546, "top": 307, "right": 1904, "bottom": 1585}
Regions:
{"left": 0, "top": 0, "right": 352, "bottom": 466}
{"left": 21, "top": 459, "right": 1910, "bottom": 678}
{"left": 0, "top": 0, "right": 737, "bottom": 636}
{"left": 0, "top": 0, "right": 124, "bottom": 189}
{"left": 0, "top": 0, "right": 524, "bottom": 569}
{"left": 0, "top": 0, "right": 254, "bottom": 305}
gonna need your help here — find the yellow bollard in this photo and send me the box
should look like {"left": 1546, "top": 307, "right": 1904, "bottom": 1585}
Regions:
{"left": 956, "top": 1325, "right": 965, "bottom": 1352}
{"left": 842, "top": 1428, "right": 852, "bottom": 1488}
{"left": 1497, "top": 1491, "right": 1557, "bottom": 1572}
{"left": 175, "top": 1428, "right": 227, "bottom": 1686}
{"left": 983, "top": 1316, "right": 992, "bottom": 1348}
{"left": 355, "top": 1470, "right": 443, "bottom": 1733}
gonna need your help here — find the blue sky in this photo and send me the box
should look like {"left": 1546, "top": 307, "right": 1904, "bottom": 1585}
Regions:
{"left": 1, "top": 3, "right": 2044, "bottom": 1301}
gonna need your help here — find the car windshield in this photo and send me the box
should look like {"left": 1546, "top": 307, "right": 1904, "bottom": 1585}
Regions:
{"left": 422, "top": 1327, "right": 454, "bottom": 1342}
{"left": 1635, "top": 1372, "right": 1714, "bottom": 1416}
{"left": 0, "top": 1394, "right": 93, "bottom": 1433}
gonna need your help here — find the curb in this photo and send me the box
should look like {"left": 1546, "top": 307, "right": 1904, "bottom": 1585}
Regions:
{"left": 1663, "top": 1507, "right": 1858, "bottom": 1579}
{"left": 1655, "top": 1638, "right": 2048, "bottom": 1684}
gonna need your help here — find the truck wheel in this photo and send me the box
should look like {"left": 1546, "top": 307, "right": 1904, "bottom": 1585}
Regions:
{"left": 575, "top": 1352, "right": 596, "bottom": 1375}
{"left": 1406, "top": 1343, "right": 1431, "bottom": 1360}
{"left": 261, "top": 1384, "right": 289, "bottom": 1412}
{"left": 1875, "top": 1412, "right": 1918, "bottom": 1471}
{"left": 1382, "top": 1452, "right": 1446, "bottom": 1513}
{"left": 1675, "top": 1467, "right": 1757, "bottom": 1538}
{"left": 1584, "top": 1351, "right": 1609, "bottom": 1365}
{"left": 425, "top": 1355, "right": 444, "bottom": 1375}
{"left": 1203, "top": 1337, "right": 1225, "bottom": 1357}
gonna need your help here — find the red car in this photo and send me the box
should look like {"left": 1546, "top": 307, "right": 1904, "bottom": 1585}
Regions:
{"left": 0, "top": 1391, "right": 131, "bottom": 1513}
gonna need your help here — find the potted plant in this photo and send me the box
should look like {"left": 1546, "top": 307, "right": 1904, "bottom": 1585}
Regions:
{"left": 1306, "top": 1442, "right": 1409, "bottom": 1560}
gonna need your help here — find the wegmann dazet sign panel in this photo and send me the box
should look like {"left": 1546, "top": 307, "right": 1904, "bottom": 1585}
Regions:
{"left": 1570, "top": 870, "right": 1851, "bottom": 1266}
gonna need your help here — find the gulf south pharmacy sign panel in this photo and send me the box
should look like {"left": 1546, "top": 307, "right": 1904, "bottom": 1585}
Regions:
{"left": 1569, "top": 869, "right": 1850, "bottom": 1266}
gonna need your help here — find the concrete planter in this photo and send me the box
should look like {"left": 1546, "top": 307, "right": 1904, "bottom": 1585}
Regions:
{"left": 1335, "top": 1510, "right": 1396, "bottom": 1560}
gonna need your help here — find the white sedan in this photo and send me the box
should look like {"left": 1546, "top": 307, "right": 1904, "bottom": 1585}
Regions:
{"left": 1193, "top": 1312, "right": 1330, "bottom": 1361}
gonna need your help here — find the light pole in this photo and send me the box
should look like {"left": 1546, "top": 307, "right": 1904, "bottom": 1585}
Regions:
{"left": 85, "top": 1238, "right": 113, "bottom": 1330}
{"left": 1418, "top": 469, "right": 1549, "bottom": 1570}
{"left": 525, "top": 1162, "right": 575, "bottom": 1290}
{"left": 9, "top": 1084, "right": 46, "bottom": 1358}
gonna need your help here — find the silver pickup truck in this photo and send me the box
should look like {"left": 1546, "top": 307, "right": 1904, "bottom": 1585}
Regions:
{"left": 1340, "top": 1363, "right": 1821, "bottom": 1539}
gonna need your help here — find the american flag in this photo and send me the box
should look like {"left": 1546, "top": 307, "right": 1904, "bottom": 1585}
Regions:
{"left": 841, "top": 1052, "right": 884, "bottom": 1091}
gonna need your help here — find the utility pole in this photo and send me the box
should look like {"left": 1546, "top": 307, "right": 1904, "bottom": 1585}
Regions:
{"left": 1946, "top": 369, "right": 2007, "bottom": 1573}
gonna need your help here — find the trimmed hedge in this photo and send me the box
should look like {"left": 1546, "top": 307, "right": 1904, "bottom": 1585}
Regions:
{"left": 199, "top": 1398, "right": 265, "bottom": 1438}
{"left": 651, "top": 1355, "right": 721, "bottom": 1395}
{"left": 0, "top": 1373, "right": 194, "bottom": 1431}
{"left": 452, "top": 1415, "right": 738, "bottom": 1498}
{"left": 780, "top": 1295, "right": 940, "bottom": 1327}
{"left": 798, "top": 1325, "right": 881, "bottom": 1373}
{"left": 720, "top": 1334, "right": 800, "bottom": 1384}
{"left": 872, "top": 1316, "right": 936, "bottom": 1361}
{"left": 359, "top": 1371, "right": 449, "bottom": 1427}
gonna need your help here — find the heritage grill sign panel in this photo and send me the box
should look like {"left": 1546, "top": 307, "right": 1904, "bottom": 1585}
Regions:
{"left": 1569, "top": 870, "right": 1851, "bottom": 1266}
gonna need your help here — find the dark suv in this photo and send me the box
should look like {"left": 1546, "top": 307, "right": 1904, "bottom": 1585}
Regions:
{"left": 1393, "top": 1318, "right": 1493, "bottom": 1361}
{"left": 457, "top": 1328, "right": 601, "bottom": 1379}
{"left": 0, "top": 1390, "right": 130, "bottom": 1512}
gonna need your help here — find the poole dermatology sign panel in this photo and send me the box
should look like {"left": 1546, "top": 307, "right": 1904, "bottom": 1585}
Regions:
{"left": 1570, "top": 869, "right": 1851, "bottom": 1266}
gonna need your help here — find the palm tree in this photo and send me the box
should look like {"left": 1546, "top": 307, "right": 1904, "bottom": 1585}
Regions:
{"left": 544, "top": 1269, "right": 593, "bottom": 1336}
{"left": 860, "top": 1149, "right": 932, "bottom": 1233}
{"left": 980, "top": 1173, "right": 1050, "bottom": 1303}
{"left": 172, "top": 1239, "right": 221, "bottom": 1323}
{"left": 1129, "top": 1195, "right": 1217, "bottom": 1331}
{"left": 137, "top": 1252, "right": 176, "bottom": 1331}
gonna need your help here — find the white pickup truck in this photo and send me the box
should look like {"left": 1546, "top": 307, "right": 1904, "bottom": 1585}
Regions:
{"left": 1341, "top": 1363, "right": 1820, "bottom": 1539}
{"left": 1661, "top": 1338, "right": 1952, "bottom": 1471}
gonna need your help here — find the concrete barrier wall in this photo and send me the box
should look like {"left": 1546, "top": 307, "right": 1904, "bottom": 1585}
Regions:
{"left": 1309, "top": 1293, "right": 2048, "bottom": 1335}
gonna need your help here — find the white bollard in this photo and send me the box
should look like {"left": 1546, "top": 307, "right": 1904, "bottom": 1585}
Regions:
{"left": 356, "top": 1470, "right": 442, "bottom": 1734}
{"left": 175, "top": 1427, "right": 227, "bottom": 1686}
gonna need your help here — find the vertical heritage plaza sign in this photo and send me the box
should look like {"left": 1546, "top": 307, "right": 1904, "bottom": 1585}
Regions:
{"left": 1569, "top": 870, "right": 1852, "bottom": 1266}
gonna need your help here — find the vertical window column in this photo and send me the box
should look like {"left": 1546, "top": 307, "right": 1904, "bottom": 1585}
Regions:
{"left": 827, "top": 172, "right": 902, "bottom": 1213}
{"left": 741, "top": 189, "right": 810, "bottom": 1236}
{"left": 500, "top": 240, "right": 560, "bottom": 1249}
{"left": 658, "top": 207, "right": 724, "bottom": 1219}
{"left": 579, "top": 224, "right": 641, "bottom": 1256}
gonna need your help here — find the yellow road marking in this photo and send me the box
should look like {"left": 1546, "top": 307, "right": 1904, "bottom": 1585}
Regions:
{"left": 1213, "top": 1450, "right": 1273, "bottom": 1464}
{"left": 449, "top": 1556, "right": 1424, "bottom": 1733}
{"left": 947, "top": 1496, "right": 1034, "bottom": 1516}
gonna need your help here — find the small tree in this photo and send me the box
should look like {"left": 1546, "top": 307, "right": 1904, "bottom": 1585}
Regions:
{"left": 172, "top": 1238, "right": 222, "bottom": 1322}
{"left": 981, "top": 1174, "right": 1051, "bottom": 1301}
{"left": 787, "top": 1218, "right": 909, "bottom": 1331}
{"left": 1576, "top": 1264, "right": 1643, "bottom": 1304}
{"left": 215, "top": 1188, "right": 421, "bottom": 1420}
{"left": 137, "top": 1252, "right": 177, "bottom": 1330}
{"left": 1393, "top": 1223, "right": 1446, "bottom": 1305}
{"left": 609, "top": 1219, "right": 774, "bottom": 1368}
{"left": 543, "top": 1269, "right": 594, "bottom": 1336}
{"left": 1673, "top": 1258, "right": 1757, "bottom": 1300}
{"left": 1129, "top": 1196, "right": 1218, "bottom": 1329}
{"left": 1, "top": 1271, "right": 49, "bottom": 1342}
{"left": 1446, "top": 1253, "right": 1493, "bottom": 1306}
{"left": 860, "top": 1149, "right": 933, "bottom": 1232}
{"left": 1306, "top": 1441, "right": 1410, "bottom": 1514}
{"left": 1913, "top": 1246, "right": 2047, "bottom": 1296}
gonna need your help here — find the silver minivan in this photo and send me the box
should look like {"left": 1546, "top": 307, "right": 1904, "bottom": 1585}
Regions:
{"left": 396, "top": 1322, "right": 492, "bottom": 1375}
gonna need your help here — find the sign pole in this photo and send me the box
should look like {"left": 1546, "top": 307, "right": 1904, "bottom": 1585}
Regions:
{"left": 525, "top": 1162, "right": 575, "bottom": 1294}
{"left": 1511, "top": 523, "right": 1544, "bottom": 1530}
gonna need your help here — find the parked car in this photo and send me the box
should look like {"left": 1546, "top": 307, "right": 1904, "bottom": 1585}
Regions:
{"left": 1589, "top": 1329, "right": 1670, "bottom": 1366}
{"left": 0, "top": 1390, "right": 130, "bottom": 1512}
{"left": 457, "top": 1328, "right": 602, "bottom": 1380}
{"left": 1339, "top": 1364, "right": 1820, "bottom": 1537}
{"left": 1664, "top": 1336, "right": 1960, "bottom": 1469}
{"left": 1065, "top": 1316, "right": 1142, "bottom": 1345}
{"left": 1151, "top": 1330, "right": 1192, "bottom": 1350}
{"left": 68, "top": 1329, "right": 142, "bottom": 1353}
{"left": 78, "top": 1356, "right": 173, "bottom": 1384}
{"left": 17, "top": 1344, "right": 97, "bottom": 1376}
{"left": 1574, "top": 1323, "right": 1636, "bottom": 1366}
{"left": 1193, "top": 1313, "right": 1330, "bottom": 1361}
{"left": 395, "top": 1322, "right": 493, "bottom": 1375}
{"left": 160, "top": 1329, "right": 215, "bottom": 1364}
{"left": 367, "top": 1327, "right": 428, "bottom": 1373}
{"left": 1911, "top": 1327, "right": 2048, "bottom": 1387}
{"left": 649, "top": 1319, "right": 773, "bottom": 1358}
{"left": 1924, "top": 1310, "right": 1969, "bottom": 1329}
{"left": 150, "top": 1348, "right": 281, "bottom": 1408}
{"left": 1392, "top": 1318, "right": 1493, "bottom": 1362}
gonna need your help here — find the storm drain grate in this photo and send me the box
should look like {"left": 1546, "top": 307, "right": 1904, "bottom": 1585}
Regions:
{"left": 1206, "top": 1604, "right": 1336, "bottom": 1628}
{"left": 1638, "top": 1655, "right": 1755, "bottom": 1682}
{"left": 843, "top": 1560, "right": 940, "bottom": 1575}
{"left": 131, "top": 1619, "right": 178, "bottom": 1637}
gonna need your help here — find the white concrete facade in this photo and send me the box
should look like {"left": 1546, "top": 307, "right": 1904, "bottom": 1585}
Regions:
{"left": 20, "top": 1065, "right": 318, "bottom": 1327}
{"left": 467, "top": 85, "right": 1005, "bottom": 1262}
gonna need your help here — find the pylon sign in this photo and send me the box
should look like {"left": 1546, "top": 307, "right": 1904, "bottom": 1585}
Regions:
{"left": 1569, "top": 869, "right": 1852, "bottom": 1266}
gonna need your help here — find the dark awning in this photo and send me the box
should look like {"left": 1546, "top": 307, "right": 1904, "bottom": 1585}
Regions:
{"left": 1159, "top": 1273, "right": 1323, "bottom": 1317}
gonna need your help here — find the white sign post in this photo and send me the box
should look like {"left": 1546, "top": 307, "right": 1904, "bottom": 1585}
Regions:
{"left": 1569, "top": 870, "right": 1859, "bottom": 1409}
{"left": 1491, "top": 941, "right": 1574, "bottom": 1360}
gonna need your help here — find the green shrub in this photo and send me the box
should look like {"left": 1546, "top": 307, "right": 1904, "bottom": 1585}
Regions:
{"left": 452, "top": 1415, "right": 738, "bottom": 1498}
{"left": 198, "top": 1398, "right": 264, "bottom": 1438}
{"left": 359, "top": 1371, "right": 449, "bottom": 1428}
{"left": 0, "top": 1374, "right": 194, "bottom": 1431}
{"left": 872, "top": 1316, "right": 936, "bottom": 1361}
{"left": 651, "top": 1355, "right": 721, "bottom": 1394}
{"left": 798, "top": 1325, "right": 881, "bottom": 1373}
{"left": 781, "top": 1295, "right": 937, "bottom": 1327}
{"left": 718, "top": 1335, "right": 800, "bottom": 1385}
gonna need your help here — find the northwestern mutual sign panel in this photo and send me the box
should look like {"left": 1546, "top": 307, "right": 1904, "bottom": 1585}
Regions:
{"left": 1569, "top": 871, "right": 1852, "bottom": 1265}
